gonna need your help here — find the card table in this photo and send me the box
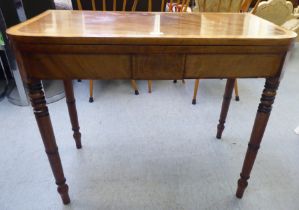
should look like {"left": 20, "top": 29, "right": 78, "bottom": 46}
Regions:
{"left": 6, "top": 10, "right": 297, "bottom": 204}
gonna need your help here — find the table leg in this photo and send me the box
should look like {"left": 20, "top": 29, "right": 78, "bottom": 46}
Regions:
{"left": 28, "top": 80, "right": 70, "bottom": 204}
{"left": 216, "top": 79, "right": 235, "bottom": 139}
{"left": 192, "top": 79, "right": 200, "bottom": 105}
{"left": 148, "top": 80, "right": 152, "bottom": 93}
{"left": 236, "top": 77, "right": 279, "bottom": 198}
{"left": 234, "top": 79, "right": 240, "bottom": 101}
{"left": 63, "top": 80, "right": 82, "bottom": 149}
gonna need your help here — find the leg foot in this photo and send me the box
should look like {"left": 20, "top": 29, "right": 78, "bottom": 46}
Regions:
{"left": 135, "top": 90, "right": 139, "bottom": 95}
{"left": 235, "top": 96, "right": 240, "bottom": 101}
{"left": 216, "top": 79, "right": 235, "bottom": 139}
{"left": 236, "top": 175, "right": 249, "bottom": 199}
{"left": 58, "top": 184, "right": 71, "bottom": 204}
{"left": 89, "top": 97, "right": 94, "bottom": 103}
{"left": 192, "top": 99, "right": 196, "bottom": 105}
{"left": 74, "top": 132, "right": 82, "bottom": 149}
{"left": 216, "top": 124, "right": 224, "bottom": 139}
{"left": 173, "top": 80, "right": 177, "bottom": 83}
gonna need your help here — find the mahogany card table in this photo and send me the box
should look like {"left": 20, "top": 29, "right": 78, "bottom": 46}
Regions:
{"left": 6, "top": 10, "right": 297, "bottom": 204}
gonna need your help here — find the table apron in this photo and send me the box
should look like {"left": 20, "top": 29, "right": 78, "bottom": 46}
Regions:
{"left": 20, "top": 51, "right": 286, "bottom": 80}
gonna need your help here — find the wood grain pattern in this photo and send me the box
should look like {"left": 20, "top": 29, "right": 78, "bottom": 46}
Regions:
{"left": 133, "top": 54, "right": 184, "bottom": 80}
{"left": 7, "top": 10, "right": 296, "bottom": 205}
{"left": 21, "top": 53, "right": 131, "bottom": 80}
{"left": 185, "top": 54, "right": 284, "bottom": 78}
{"left": 16, "top": 49, "right": 286, "bottom": 80}
{"left": 7, "top": 11, "right": 296, "bottom": 46}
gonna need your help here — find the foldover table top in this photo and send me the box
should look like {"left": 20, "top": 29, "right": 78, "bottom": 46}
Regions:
{"left": 7, "top": 10, "right": 297, "bottom": 45}
{"left": 5, "top": 10, "right": 298, "bottom": 205}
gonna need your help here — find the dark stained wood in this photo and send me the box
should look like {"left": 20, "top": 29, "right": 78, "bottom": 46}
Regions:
{"left": 63, "top": 80, "right": 82, "bottom": 149}
{"left": 236, "top": 77, "right": 280, "bottom": 198}
{"left": 27, "top": 80, "right": 70, "bottom": 204}
{"left": 216, "top": 79, "right": 235, "bottom": 139}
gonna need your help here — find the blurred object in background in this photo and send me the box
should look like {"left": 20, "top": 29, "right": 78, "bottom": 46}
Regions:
{"left": 55, "top": 0, "right": 72, "bottom": 9}
{"left": 0, "top": 33, "right": 9, "bottom": 102}
{"left": 22, "top": 0, "right": 55, "bottom": 18}
{"left": 0, "top": 0, "right": 65, "bottom": 106}
{"left": 0, "top": 1, "right": 28, "bottom": 105}
{"left": 251, "top": 0, "right": 298, "bottom": 7}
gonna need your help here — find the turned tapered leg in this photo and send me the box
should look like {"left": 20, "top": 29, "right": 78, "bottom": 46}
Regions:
{"left": 216, "top": 79, "right": 235, "bottom": 139}
{"left": 131, "top": 80, "right": 139, "bottom": 95}
{"left": 28, "top": 80, "right": 70, "bottom": 204}
{"left": 89, "top": 80, "right": 94, "bottom": 103}
{"left": 63, "top": 80, "right": 82, "bottom": 149}
{"left": 236, "top": 77, "right": 279, "bottom": 198}
{"left": 148, "top": 80, "right": 152, "bottom": 93}
{"left": 192, "top": 79, "right": 200, "bottom": 105}
{"left": 234, "top": 79, "right": 240, "bottom": 101}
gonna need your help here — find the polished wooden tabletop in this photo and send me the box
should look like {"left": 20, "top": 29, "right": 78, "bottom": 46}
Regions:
{"left": 7, "top": 10, "right": 297, "bottom": 45}
{"left": 7, "top": 10, "right": 297, "bottom": 205}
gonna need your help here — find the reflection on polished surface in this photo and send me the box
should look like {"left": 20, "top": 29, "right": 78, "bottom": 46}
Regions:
{"left": 150, "top": 14, "right": 163, "bottom": 35}
{"left": 7, "top": 10, "right": 296, "bottom": 45}
{"left": 6, "top": 9, "right": 297, "bottom": 205}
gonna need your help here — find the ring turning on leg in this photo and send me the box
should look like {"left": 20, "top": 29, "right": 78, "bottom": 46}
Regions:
{"left": 28, "top": 80, "right": 70, "bottom": 204}
{"left": 236, "top": 77, "right": 280, "bottom": 198}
